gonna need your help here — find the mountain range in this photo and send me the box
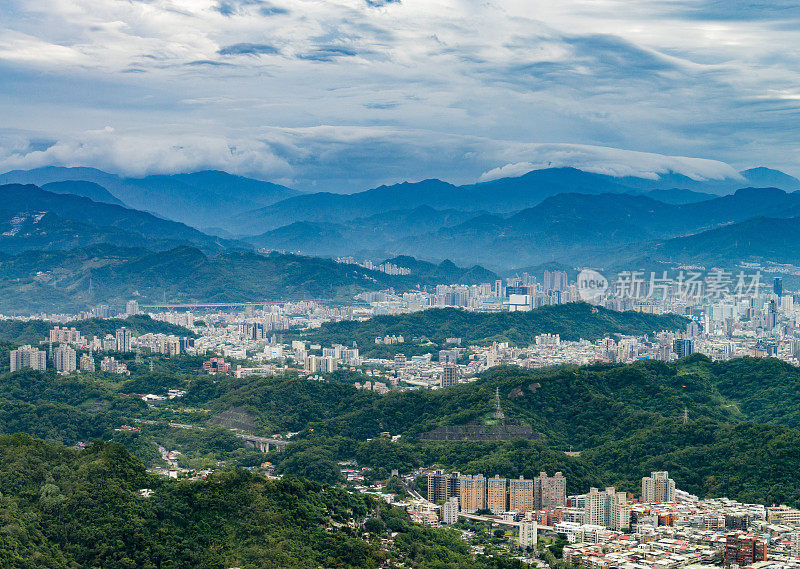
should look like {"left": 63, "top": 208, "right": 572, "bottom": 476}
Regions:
{"left": 0, "top": 168, "right": 299, "bottom": 230}
{"left": 232, "top": 166, "right": 800, "bottom": 235}
{"left": 3, "top": 165, "right": 798, "bottom": 238}
{"left": 248, "top": 186, "right": 800, "bottom": 269}
{"left": 2, "top": 162, "right": 800, "bottom": 311}
{"left": 0, "top": 184, "right": 241, "bottom": 254}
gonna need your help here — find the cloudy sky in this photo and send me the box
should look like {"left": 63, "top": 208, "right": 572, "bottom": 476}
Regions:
{"left": 1, "top": 0, "right": 799, "bottom": 191}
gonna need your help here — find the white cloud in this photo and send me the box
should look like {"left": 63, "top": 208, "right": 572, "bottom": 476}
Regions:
{"left": 478, "top": 144, "right": 743, "bottom": 182}
{"left": 0, "top": 0, "right": 799, "bottom": 186}
{"left": 0, "top": 128, "right": 292, "bottom": 179}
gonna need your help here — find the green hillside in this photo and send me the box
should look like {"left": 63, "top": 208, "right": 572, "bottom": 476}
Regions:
{"left": 180, "top": 356, "right": 800, "bottom": 505}
{"left": 0, "top": 245, "right": 409, "bottom": 313}
{"left": 303, "top": 303, "right": 688, "bottom": 354}
{"left": 2, "top": 351, "right": 800, "bottom": 507}
{"left": 0, "top": 435, "right": 520, "bottom": 569}
{"left": 0, "top": 314, "right": 195, "bottom": 345}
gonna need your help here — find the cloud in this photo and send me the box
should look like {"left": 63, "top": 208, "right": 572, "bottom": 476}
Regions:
{"left": 1, "top": 0, "right": 799, "bottom": 187}
{"left": 0, "top": 128, "right": 292, "bottom": 180}
{"left": 218, "top": 43, "right": 280, "bottom": 56}
{"left": 477, "top": 144, "right": 743, "bottom": 182}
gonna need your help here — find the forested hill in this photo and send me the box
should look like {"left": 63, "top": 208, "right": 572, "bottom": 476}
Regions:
{"left": 303, "top": 303, "right": 688, "bottom": 348}
{"left": 0, "top": 314, "right": 195, "bottom": 345}
{"left": 182, "top": 355, "right": 800, "bottom": 506}
{"left": 0, "top": 434, "right": 522, "bottom": 569}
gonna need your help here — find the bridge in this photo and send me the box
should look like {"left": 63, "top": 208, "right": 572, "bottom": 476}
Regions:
{"left": 458, "top": 512, "right": 553, "bottom": 531}
{"left": 236, "top": 433, "right": 289, "bottom": 453}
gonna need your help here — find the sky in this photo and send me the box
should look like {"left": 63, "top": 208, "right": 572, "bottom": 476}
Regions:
{"left": 1, "top": 0, "right": 799, "bottom": 192}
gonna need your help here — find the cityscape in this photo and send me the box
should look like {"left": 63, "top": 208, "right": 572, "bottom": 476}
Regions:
{"left": 2, "top": 0, "right": 800, "bottom": 567}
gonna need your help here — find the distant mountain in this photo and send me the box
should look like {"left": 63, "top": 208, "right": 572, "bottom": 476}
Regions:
{"left": 40, "top": 180, "right": 125, "bottom": 206}
{"left": 247, "top": 206, "right": 482, "bottom": 257}
{"left": 0, "top": 168, "right": 299, "bottom": 229}
{"left": 232, "top": 166, "right": 799, "bottom": 235}
{"left": 740, "top": 167, "right": 800, "bottom": 191}
{"left": 638, "top": 188, "right": 716, "bottom": 204}
{"left": 0, "top": 244, "right": 496, "bottom": 313}
{"left": 384, "top": 255, "right": 498, "bottom": 285}
{"left": 0, "top": 245, "right": 388, "bottom": 313}
{"left": 0, "top": 184, "right": 241, "bottom": 254}
{"left": 646, "top": 216, "right": 800, "bottom": 266}
{"left": 385, "top": 187, "right": 800, "bottom": 269}
{"left": 0, "top": 211, "right": 165, "bottom": 254}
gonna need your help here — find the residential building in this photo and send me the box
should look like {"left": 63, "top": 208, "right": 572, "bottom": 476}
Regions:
{"left": 509, "top": 477, "right": 535, "bottom": 513}
{"left": 54, "top": 344, "right": 77, "bottom": 373}
{"left": 10, "top": 345, "right": 47, "bottom": 372}
{"left": 724, "top": 532, "right": 767, "bottom": 566}
{"left": 442, "top": 497, "right": 459, "bottom": 525}
{"left": 115, "top": 327, "right": 132, "bottom": 352}
{"left": 535, "top": 471, "right": 567, "bottom": 509}
{"left": 487, "top": 475, "right": 507, "bottom": 514}
{"left": 305, "top": 354, "right": 337, "bottom": 373}
{"left": 583, "top": 487, "right": 630, "bottom": 531}
{"left": 428, "top": 470, "right": 459, "bottom": 504}
{"left": 49, "top": 326, "right": 83, "bottom": 345}
{"left": 673, "top": 338, "right": 694, "bottom": 359}
{"left": 459, "top": 475, "right": 486, "bottom": 513}
{"left": 202, "top": 358, "right": 231, "bottom": 374}
{"left": 100, "top": 356, "right": 129, "bottom": 375}
{"left": 642, "top": 471, "right": 676, "bottom": 503}
{"left": 440, "top": 363, "right": 459, "bottom": 387}
{"left": 767, "top": 505, "right": 800, "bottom": 525}
{"left": 519, "top": 520, "right": 538, "bottom": 549}
{"left": 126, "top": 300, "right": 140, "bottom": 315}
{"left": 791, "top": 529, "right": 800, "bottom": 558}
{"left": 80, "top": 353, "right": 95, "bottom": 372}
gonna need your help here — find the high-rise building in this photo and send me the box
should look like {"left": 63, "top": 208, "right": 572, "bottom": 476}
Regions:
{"left": 487, "top": 475, "right": 507, "bottom": 514}
{"left": 642, "top": 471, "right": 676, "bottom": 504}
{"left": 80, "top": 353, "right": 96, "bottom": 372}
{"left": 791, "top": 529, "right": 800, "bottom": 558}
{"left": 672, "top": 338, "right": 694, "bottom": 359}
{"left": 459, "top": 475, "right": 486, "bottom": 513}
{"left": 774, "top": 277, "right": 783, "bottom": 297}
{"left": 10, "top": 345, "right": 47, "bottom": 372}
{"left": 440, "top": 364, "right": 460, "bottom": 388}
{"left": 304, "top": 354, "right": 338, "bottom": 373}
{"left": 126, "top": 300, "right": 140, "bottom": 315}
{"left": 49, "top": 326, "right": 83, "bottom": 345}
{"left": 115, "top": 327, "right": 132, "bottom": 353}
{"left": 442, "top": 497, "right": 459, "bottom": 525}
{"left": 427, "top": 470, "right": 460, "bottom": 503}
{"left": 725, "top": 533, "right": 768, "bottom": 566}
{"left": 519, "top": 520, "right": 538, "bottom": 549}
{"left": 509, "top": 477, "right": 534, "bottom": 512}
{"left": 544, "top": 270, "right": 569, "bottom": 291}
{"left": 534, "top": 471, "right": 567, "bottom": 510}
{"left": 54, "top": 344, "right": 77, "bottom": 373}
{"left": 583, "top": 487, "right": 630, "bottom": 531}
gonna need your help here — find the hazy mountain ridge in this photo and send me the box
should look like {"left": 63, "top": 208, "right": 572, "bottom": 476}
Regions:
{"left": 0, "top": 184, "right": 244, "bottom": 254}
{"left": 230, "top": 166, "right": 800, "bottom": 235}
{"left": 369, "top": 187, "right": 800, "bottom": 269}
{"left": 0, "top": 168, "right": 299, "bottom": 229}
